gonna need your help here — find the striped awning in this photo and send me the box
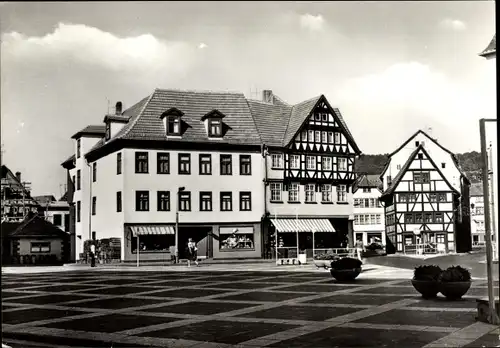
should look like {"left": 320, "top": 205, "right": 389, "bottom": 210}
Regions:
{"left": 130, "top": 225, "right": 175, "bottom": 236}
{"left": 271, "top": 219, "right": 335, "bottom": 233}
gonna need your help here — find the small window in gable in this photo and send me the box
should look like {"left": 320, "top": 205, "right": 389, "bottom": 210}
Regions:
{"left": 418, "top": 153, "right": 423, "bottom": 160}
{"left": 201, "top": 109, "right": 226, "bottom": 138}
{"left": 415, "top": 141, "right": 420, "bottom": 146}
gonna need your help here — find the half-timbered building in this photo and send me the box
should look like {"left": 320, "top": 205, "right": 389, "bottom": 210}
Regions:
{"left": 379, "top": 130, "right": 471, "bottom": 254}
{"left": 249, "top": 91, "right": 361, "bottom": 259}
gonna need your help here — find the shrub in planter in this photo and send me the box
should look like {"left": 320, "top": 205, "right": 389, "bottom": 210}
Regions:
{"left": 313, "top": 252, "right": 340, "bottom": 269}
{"left": 411, "top": 265, "right": 442, "bottom": 298}
{"left": 330, "top": 257, "right": 362, "bottom": 281}
{"left": 438, "top": 265, "right": 472, "bottom": 300}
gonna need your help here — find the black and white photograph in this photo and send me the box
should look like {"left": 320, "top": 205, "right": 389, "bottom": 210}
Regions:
{"left": 0, "top": 1, "right": 498, "bottom": 347}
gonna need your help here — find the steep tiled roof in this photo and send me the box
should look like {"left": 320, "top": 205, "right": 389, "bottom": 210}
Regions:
{"left": 353, "top": 174, "right": 383, "bottom": 193}
{"left": 6, "top": 214, "right": 69, "bottom": 238}
{"left": 247, "top": 100, "right": 292, "bottom": 146}
{"left": 479, "top": 34, "right": 496, "bottom": 57}
{"left": 470, "top": 183, "right": 484, "bottom": 197}
{"left": 71, "top": 125, "right": 106, "bottom": 139}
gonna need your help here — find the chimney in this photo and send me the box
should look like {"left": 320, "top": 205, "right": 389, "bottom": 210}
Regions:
{"left": 15, "top": 171, "right": 21, "bottom": 182}
{"left": 115, "top": 101, "right": 123, "bottom": 115}
{"left": 262, "top": 90, "right": 273, "bottom": 104}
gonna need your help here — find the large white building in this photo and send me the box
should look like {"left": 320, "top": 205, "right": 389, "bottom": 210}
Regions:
{"left": 379, "top": 130, "right": 472, "bottom": 254}
{"left": 353, "top": 174, "right": 385, "bottom": 246}
{"left": 62, "top": 89, "right": 360, "bottom": 262}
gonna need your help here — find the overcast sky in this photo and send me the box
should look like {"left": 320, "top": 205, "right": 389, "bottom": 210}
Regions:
{"left": 0, "top": 1, "right": 496, "bottom": 197}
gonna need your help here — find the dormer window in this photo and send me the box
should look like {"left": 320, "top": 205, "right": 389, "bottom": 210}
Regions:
{"left": 105, "top": 123, "right": 111, "bottom": 141}
{"left": 167, "top": 116, "right": 181, "bottom": 135}
{"left": 201, "top": 109, "right": 226, "bottom": 138}
{"left": 160, "top": 107, "right": 184, "bottom": 137}
{"left": 209, "top": 119, "right": 222, "bottom": 137}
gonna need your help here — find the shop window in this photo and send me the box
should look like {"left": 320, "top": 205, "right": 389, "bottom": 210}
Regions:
{"left": 132, "top": 234, "right": 174, "bottom": 253}
{"left": 31, "top": 242, "right": 50, "bottom": 253}
{"left": 219, "top": 227, "right": 254, "bottom": 250}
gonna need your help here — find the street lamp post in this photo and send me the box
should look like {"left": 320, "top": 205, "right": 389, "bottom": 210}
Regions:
{"left": 175, "top": 186, "right": 185, "bottom": 264}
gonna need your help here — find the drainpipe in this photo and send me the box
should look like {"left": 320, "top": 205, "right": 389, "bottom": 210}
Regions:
{"left": 85, "top": 158, "right": 92, "bottom": 242}
{"left": 262, "top": 144, "right": 269, "bottom": 258}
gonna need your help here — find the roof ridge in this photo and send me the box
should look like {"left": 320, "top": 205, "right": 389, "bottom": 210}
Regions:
{"left": 155, "top": 87, "right": 244, "bottom": 95}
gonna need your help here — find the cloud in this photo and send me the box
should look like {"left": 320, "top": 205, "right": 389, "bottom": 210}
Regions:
{"left": 440, "top": 18, "right": 466, "bottom": 31}
{"left": 1, "top": 23, "right": 198, "bottom": 75}
{"left": 299, "top": 13, "right": 325, "bottom": 32}
{"left": 336, "top": 62, "right": 495, "bottom": 153}
{"left": 198, "top": 43, "right": 208, "bottom": 49}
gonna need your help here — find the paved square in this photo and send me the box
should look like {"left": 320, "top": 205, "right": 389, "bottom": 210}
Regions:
{"left": 2, "top": 268, "right": 498, "bottom": 348}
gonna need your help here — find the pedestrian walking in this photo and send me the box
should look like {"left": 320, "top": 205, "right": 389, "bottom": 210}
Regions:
{"left": 90, "top": 243, "right": 96, "bottom": 267}
{"left": 186, "top": 238, "right": 199, "bottom": 267}
{"left": 355, "top": 239, "right": 364, "bottom": 262}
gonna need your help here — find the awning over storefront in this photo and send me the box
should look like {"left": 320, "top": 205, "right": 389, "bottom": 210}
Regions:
{"left": 270, "top": 219, "right": 335, "bottom": 233}
{"left": 130, "top": 225, "right": 175, "bottom": 237}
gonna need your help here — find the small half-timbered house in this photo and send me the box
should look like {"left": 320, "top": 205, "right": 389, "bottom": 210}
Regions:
{"left": 379, "top": 130, "right": 471, "bottom": 254}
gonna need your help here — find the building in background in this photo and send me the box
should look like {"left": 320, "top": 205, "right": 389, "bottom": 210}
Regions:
{"left": 353, "top": 174, "right": 385, "bottom": 246}
{"left": 470, "top": 183, "right": 486, "bottom": 246}
{"left": 1, "top": 165, "right": 42, "bottom": 222}
{"left": 479, "top": 34, "right": 497, "bottom": 259}
{"left": 379, "top": 130, "right": 472, "bottom": 254}
{"left": 33, "top": 194, "right": 70, "bottom": 233}
{"left": 61, "top": 89, "right": 360, "bottom": 263}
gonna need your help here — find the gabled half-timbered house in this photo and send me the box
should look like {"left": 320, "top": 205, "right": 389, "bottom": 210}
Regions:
{"left": 379, "top": 130, "right": 471, "bottom": 254}
{"left": 249, "top": 91, "right": 361, "bottom": 258}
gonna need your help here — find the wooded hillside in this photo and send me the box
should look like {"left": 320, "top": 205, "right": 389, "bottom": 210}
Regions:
{"left": 355, "top": 151, "right": 483, "bottom": 183}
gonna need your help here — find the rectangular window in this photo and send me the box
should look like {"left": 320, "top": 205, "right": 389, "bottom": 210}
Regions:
{"left": 415, "top": 213, "right": 423, "bottom": 223}
{"left": 409, "top": 194, "right": 417, "bottom": 202}
{"left": 301, "top": 131, "right": 307, "bottom": 141}
{"left": 418, "top": 153, "right": 423, "bottom": 160}
{"left": 167, "top": 116, "right": 181, "bottom": 135}
{"left": 31, "top": 242, "right": 50, "bottom": 253}
{"left": 399, "top": 193, "right": 407, "bottom": 202}
{"left": 92, "top": 197, "right": 96, "bottom": 215}
{"left": 376, "top": 215, "right": 381, "bottom": 224}
{"left": 337, "top": 185, "right": 347, "bottom": 202}
{"left": 200, "top": 192, "right": 212, "bottom": 211}
{"left": 64, "top": 214, "right": 70, "bottom": 232}
{"left": 370, "top": 214, "right": 376, "bottom": 224}
{"left": 220, "top": 154, "right": 232, "bottom": 175}
{"left": 288, "top": 183, "right": 299, "bottom": 202}
{"left": 76, "top": 139, "right": 81, "bottom": 159}
{"left": 136, "top": 191, "right": 149, "bottom": 211}
{"left": 306, "top": 156, "right": 316, "bottom": 170}
{"left": 321, "top": 131, "right": 327, "bottom": 143}
{"left": 334, "top": 132, "right": 340, "bottom": 144}
{"left": 328, "top": 132, "right": 334, "bottom": 144}
{"left": 354, "top": 215, "right": 359, "bottom": 225}
{"left": 117, "top": 153, "right": 122, "bottom": 175}
{"left": 240, "top": 192, "right": 252, "bottom": 211}
{"left": 415, "top": 141, "right": 420, "bottom": 147}
{"left": 315, "top": 113, "right": 321, "bottom": 121}
{"left": 414, "top": 171, "right": 430, "bottom": 184}
{"left": 322, "top": 157, "right": 332, "bottom": 171}
{"left": 53, "top": 214, "right": 62, "bottom": 226}
{"left": 321, "top": 184, "right": 332, "bottom": 202}
{"left": 290, "top": 155, "right": 300, "bottom": 169}
{"left": 220, "top": 192, "right": 232, "bottom": 211}
{"left": 270, "top": 183, "right": 282, "bottom": 202}
{"left": 305, "top": 184, "right": 316, "bottom": 202}
{"left": 434, "top": 212, "right": 444, "bottom": 223}
{"left": 429, "top": 193, "right": 437, "bottom": 202}
{"left": 370, "top": 198, "right": 375, "bottom": 207}
{"left": 76, "top": 170, "right": 81, "bottom": 190}
{"left": 157, "top": 191, "right": 170, "bottom": 211}
{"left": 105, "top": 123, "right": 110, "bottom": 140}
{"left": 322, "top": 113, "right": 328, "bottom": 122}
{"left": 135, "top": 152, "right": 149, "bottom": 173}
{"left": 338, "top": 158, "right": 347, "bottom": 171}
{"left": 117, "top": 191, "right": 122, "bottom": 212}
{"left": 92, "top": 162, "right": 97, "bottom": 182}
{"left": 438, "top": 193, "right": 447, "bottom": 202}
{"left": 424, "top": 213, "right": 433, "bottom": 223}
{"left": 179, "top": 191, "right": 191, "bottom": 211}
{"left": 77, "top": 201, "right": 81, "bottom": 222}
{"left": 305, "top": 130, "right": 313, "bottom": 142}
{"left": 219, "top": 227, "right": 255, "bottom": 250}
{"left": 157, "top": 153, "right": 170, "bottom": 174}
{"left": 199, "top": 154, "right": 212, "bottom": 175}
{"left": 441, "top": 163, "right": 446, "bottom": 168}
{"left": 315, "top": 131, "right": 321, "bottom": 142}
{"left": 364, "top": 199, "right": 370, "bottom": 208}
{"left": 240, "top": 155, "right": 251, "bottom": 175}
{"left": 271, "top": 154, "right": 283, "bottom": 169}
{"left": 363, "top": 188, "right": 371, "bottom": 193}
{"left": 360, "top": 215, "right": 365, "bottom": 225}
{"left": 208, "top": 119, "right": 222, "bottom": 137}
{"left": 178, "top": 153, "right": 191, "bottom": 174}
{"left": 396, "top": 164, "right": 402, "bottom": 170}
{"left": 387, "top": 175, "right": 392, "bottom": 185}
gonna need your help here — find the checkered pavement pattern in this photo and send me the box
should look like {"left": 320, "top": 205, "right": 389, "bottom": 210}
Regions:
{"left": 2, "top": 269, "right": 499, "bottom": 348}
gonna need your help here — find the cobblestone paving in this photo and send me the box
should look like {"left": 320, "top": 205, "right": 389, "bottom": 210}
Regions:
{"left": 2, "top": 268, "right": 499, "bottom": 348}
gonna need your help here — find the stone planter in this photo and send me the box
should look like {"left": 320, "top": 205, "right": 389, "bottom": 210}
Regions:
{"left": 330, "top": 267, "right": 362, "bottom": 281}
{"left": 411, "top": 279, "right": 439, "bottom": 299}
{"left": 439, "top": 281, "right": 472, "bottom": 300}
